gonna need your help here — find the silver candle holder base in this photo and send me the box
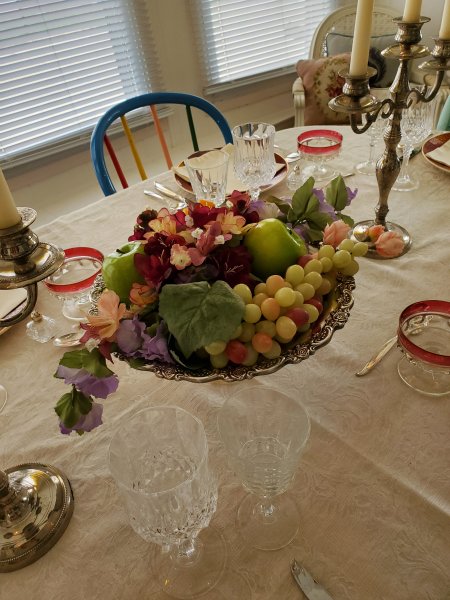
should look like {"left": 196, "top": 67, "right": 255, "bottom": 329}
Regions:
{"left": 329, "top": 16, "right": 450, "bottom": 259}
{"left": 0, "top": 206, "right": 74, "bottom": 571}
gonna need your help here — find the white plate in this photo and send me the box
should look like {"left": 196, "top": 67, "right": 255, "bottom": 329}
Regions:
{"left": 422, "top": 132, "right": 450, "bottom": 174}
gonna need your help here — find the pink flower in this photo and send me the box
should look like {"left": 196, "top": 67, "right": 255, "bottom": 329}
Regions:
{"left": 375, "top": 231, "right": 405, "bottom": 258}
{"left": 87, "top": 290, "right": 129, "bottom": 340}
{"left": 322, "top": 220, "right": 351, "bottom": 248}
{"left": 367, "top": 224, "right": 385, "bottom": 242}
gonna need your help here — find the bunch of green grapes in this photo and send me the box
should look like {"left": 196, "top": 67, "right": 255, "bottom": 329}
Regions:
{"left": 204, "top": 240, "right": 368, "bottom": 368}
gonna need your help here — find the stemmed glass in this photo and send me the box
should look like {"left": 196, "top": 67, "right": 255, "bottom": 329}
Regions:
{"left": 44, "top": 246, "right": 103, "bottom": 321}
{"left": 0, "top": 384, "right": 6, "bottom": 413}
{"left": 355, "top": 114, "right": 386, "bottom": 175}
{"left": 109, "top": 405, "right": 226, "bottom": 599}
{"left": 232, "top": 122, "right": 276, "bottom": 201}
{"left": 218, "top": 386, "right": 310, "bottom": 551}
{"left": 297, "top": 129, "right": 343, "bottom": 182}
{"left": 392, "top": 98, "right": 434, "bottom": 192}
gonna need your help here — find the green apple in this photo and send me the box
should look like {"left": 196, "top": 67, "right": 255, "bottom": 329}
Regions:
{"left": 244, "top": 218, "right": 306, "bottom": 280}
{"left": 102, "top": 242, "right": 146, "bottom": 304}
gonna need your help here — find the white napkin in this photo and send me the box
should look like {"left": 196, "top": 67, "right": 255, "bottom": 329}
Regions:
{"left": 0, "top": 288, "right": 27, "bottom": 320}
{"left": 426, "top": 138, "right": 450, "bottom": 167}
{"left": 173, "top": 144, "right": 285, "bottom": 195}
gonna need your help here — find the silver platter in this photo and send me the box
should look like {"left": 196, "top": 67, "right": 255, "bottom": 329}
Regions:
{"left": 91, "top": 275, "right": 355, "bottom": 382}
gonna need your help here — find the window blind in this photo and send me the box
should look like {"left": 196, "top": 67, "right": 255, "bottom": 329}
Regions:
{"left": 0, "top": 0, "right": 162, "bottom": 167}
{"left": 191, "top": 0, "right": 335, "bottom": 93}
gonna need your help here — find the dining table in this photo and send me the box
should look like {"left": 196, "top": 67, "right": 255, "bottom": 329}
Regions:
{"left": 1, "top": 125, "right": 450, "bottom": 600}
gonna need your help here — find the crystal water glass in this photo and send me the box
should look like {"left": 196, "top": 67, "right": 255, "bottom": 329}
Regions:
{"left": 392, "top": 98, "right": 434, "bottom": 192}
{"left": 109, "top": 405, "right": 226, "bottom": 599}
{"left": 232, "top": 122, "right": 276, "bottom": 201}
{"left": 185, "top": 150, "right": 229, "bottom": 207}
{"left": 218, "top": 386, "right": 310, "bottom": 551}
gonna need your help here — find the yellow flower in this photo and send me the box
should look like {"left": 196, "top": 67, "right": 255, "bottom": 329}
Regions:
{"left": 216, "top": 211, "right": 246, "bottom": 235}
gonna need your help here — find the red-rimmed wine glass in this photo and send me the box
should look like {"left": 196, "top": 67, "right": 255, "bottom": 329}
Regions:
{"left": 397, "top": 300, "right": 450, "bottom": 396}
{"left": 44, "top": 247, "right": 104, "bottom": 321}
{"left": 297, "top": 129, "right": 343, "bottom": 182}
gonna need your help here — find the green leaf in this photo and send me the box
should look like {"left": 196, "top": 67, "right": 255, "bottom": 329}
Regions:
{"left": 307, "top": 228, "right": 325, "bottom": 242}
{"left": 159, "top": 281, "right": 245, "bottom": 358}
{"left": 291, "top": 177, "right": 315, "bottom": 218}
{"left": 55, "top": 387, "right": 92, "bottom": 428}
{"left": 265, "top": 195, "right": 291, "bottom": 216}
{"left": 325, "top": 175, "right": 348, "bottom": 212}
{"left": 307, "top": 210, "right": 332, "bottom": 231}
{"left": 338, "top": 213, "right": 355, "bottom": 227}
{"left": 57, "top": 348, "right": 114, "bottom": 379}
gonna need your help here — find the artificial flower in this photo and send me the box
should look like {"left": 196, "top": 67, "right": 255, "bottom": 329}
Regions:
{"left": 170, "top": 243, "right": 193, "bottom": 270}
{"left": 87, "top": 290, "right": 129, "bottom": 340}
{"left": 216, "top": 211, "right": 246, "bottom": 235}
{"left": 129, "top": 282, "right": 158, "bottom": 308}
{"left": 375, "top": 230, "right": 405, "bottom": 258}
{"left": 139, "top": 322, "right": 173, "bottom": 364}
{"left": 367, "top": 224, "right": 385, "bottom": 242}
{"left": 323, "top": 220, "right": 351, "bottom": 247}
{"left": 116, "top": 317, "right": 147, "bottom": 354}
{"left": 59, "top": 401, "right": 103, "bottom": 435}
{"left": 55, "top": 365, "right": 119, "bottom": 399}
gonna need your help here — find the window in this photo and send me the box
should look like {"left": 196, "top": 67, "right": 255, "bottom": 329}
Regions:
{"left": 191, "top": 0, "right": 334, "bottom": 93}
{"left": 0, "top": 0, "right": 162, "bottom": 167}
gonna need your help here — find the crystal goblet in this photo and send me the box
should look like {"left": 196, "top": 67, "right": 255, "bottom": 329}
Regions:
{"left": 218, "top": 386, "right": 310, "bottom": 551}
{"left": 392, "top": 98, "right": 434, "bottom": 192}
{"left": 109, "top": 405, "right": 226, "bottom": 599}
{"left": 297, "top": 129, "right": 342, "bottom": 182}
{"left": 232, "top": 122, "right": 276, "bottom": 201}
{"left": 44, "top": 246, "right": 103, "bottom": 321}
{"left": 397, "top": 300, "right": 450, "bottom": 396}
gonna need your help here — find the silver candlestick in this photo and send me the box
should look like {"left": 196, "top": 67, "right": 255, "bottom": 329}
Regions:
{"left": 329, "top": 16, "right": 450, "bottom": 258}
{"left": 0, "top": 208, "right": 74, "bottom": 572}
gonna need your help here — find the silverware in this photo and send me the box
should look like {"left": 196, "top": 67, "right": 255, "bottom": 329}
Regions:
{"left": 291, "top": 559, "right": 334, "bottom": 600}
{"left": 144, "top": 189, "right": 166, "bottom": 202}
{"left": 154, "top": 182, "right": 188, "bottom": 206}
{"left": 355, "top": 335, "right": 397, "bottom": 377}
{"left": 53, "top": 330, "right": 84, "bottom": 348}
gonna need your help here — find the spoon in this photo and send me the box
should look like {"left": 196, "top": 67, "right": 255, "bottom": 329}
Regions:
{"left": 53, "top": 330, "right": 84, "bottom": 347}
{"left": 355, "top": 336, "right": 397, "bottom": 376}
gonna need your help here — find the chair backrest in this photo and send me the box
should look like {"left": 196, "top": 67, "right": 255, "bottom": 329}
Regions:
{"left": 90, "top": 92, "right": 232, "bottom": 196}
{"left": 310, "top": 5, "right": 399, "bottom": 58}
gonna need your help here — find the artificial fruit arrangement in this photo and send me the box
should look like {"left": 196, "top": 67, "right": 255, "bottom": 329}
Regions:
{"left": 54, "top": 176, "right": 367, "bottom": 435}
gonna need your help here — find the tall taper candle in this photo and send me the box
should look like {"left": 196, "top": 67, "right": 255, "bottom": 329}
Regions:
{"left": 349, "top": 0, "right": 375, "bottom": 77}
{"left": 402, "top": 0, "right": 422, "bottom": 22}
{"left": 439, "top": 0, "right": 450, "bottom": 39}
{"left": 0, "top": 168, "right": 21, "bottom": 229}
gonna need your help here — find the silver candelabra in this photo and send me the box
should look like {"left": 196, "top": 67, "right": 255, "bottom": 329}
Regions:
{"left": 330, "top": 15, "right": 450, "bottom": 258}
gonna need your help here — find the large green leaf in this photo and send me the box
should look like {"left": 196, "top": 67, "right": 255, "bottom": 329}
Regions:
{"left": 159, "top": 281, "right": 245, "bottom": 358}
{"left": 57, "top": 348, "right": 114, "bottom": 378}
{"left": 325, "top": 175, "right": 348, "bottom": 212}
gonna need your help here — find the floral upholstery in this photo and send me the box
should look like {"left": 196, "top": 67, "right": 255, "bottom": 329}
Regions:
{"left": 295, "top": 54, "right": 350, "bottom": 126}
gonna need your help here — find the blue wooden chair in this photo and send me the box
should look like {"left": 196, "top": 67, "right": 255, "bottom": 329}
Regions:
{"left": 90, "top": 92, "right": 232, "bottom": 196}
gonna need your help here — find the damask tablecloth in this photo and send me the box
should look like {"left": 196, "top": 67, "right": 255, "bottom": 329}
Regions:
{"left": 1, "top": 126, "right": 449, "bottom": 599}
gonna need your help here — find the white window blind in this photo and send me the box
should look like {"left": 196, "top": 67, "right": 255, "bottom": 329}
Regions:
{"left": 0, "top": 0, "right": 162, "bottom": 167}
{"left": 191, "top": 0, "right": 335, "bottom": 93}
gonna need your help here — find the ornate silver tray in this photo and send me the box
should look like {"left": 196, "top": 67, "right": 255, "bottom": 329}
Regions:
{"left": 90, "top": 275, "right": 355, "bottom": 383}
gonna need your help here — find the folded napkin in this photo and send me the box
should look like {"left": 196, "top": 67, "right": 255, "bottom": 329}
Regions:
{"left": 0, "top": 288, "right": 27, "bottom": 320}
{"left": 426, "top": 138, "right": 450, "bottom": 167}
{"left": 173, "top": 144, "right": 285, "bottom": 196}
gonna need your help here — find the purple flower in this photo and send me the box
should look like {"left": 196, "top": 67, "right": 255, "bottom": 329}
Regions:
{"left": 56, "top": 365, "right": 119, "bottom": 399}
{"left": 249, "top": 199, "right": 280, "bottom": 220}
{"left": 139, "top": 322, "right": 174, "bottom": 364}
{"left": 116, "top": 317, "right": 147, "bottom": 354}
{"left": 346, "top": 185, "right": 358, "bottom": 205}
{"left": 59, "top": 401, "right": 103, "bottom": 435}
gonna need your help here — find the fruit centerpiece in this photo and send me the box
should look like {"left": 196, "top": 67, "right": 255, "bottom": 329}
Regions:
{"left": 54, "top": 176, "right": 368, "bottom": 435}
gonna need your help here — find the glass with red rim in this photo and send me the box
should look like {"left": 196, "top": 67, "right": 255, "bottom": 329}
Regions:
{"left": 44, "top": 247, "right": 104, "bottom": 321}
{"left": 397, "top": 300, "right": 450, "bottom": 396}
{"left": 297, "top": 129, "right": 343, "bottom": 182}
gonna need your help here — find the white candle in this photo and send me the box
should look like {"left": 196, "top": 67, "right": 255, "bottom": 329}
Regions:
{"left": 349, "top": 0, "right": 375, "bottom": 77}
{"left": 402, "top": 0, "right": 422, "bottom": 22}
{"left": 0, "top": 168, "right": 21, "bottom": 229}
{"left": 439, "top": 0, "right": 450, "bottom": 39}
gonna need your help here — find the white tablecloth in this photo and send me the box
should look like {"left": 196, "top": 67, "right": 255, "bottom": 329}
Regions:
{"left": 1, "top": 126, "right": 450, "bottom": 599}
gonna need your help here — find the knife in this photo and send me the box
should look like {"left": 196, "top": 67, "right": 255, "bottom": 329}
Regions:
{"left": 355, "top": 335, "right": 397, "bottom": 377}
{"left": 154, "top": 182, "right": 188, "bottom": 206}
{"left": 291, "top": 560, "right": 334, "bottom": 600}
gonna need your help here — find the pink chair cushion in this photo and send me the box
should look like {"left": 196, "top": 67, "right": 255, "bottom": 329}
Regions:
{"left": 296, "top": 54, "right": 350, "bottom": 126}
